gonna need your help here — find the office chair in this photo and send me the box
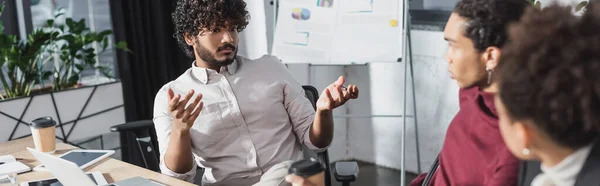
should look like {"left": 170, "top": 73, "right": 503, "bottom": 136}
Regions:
{"left": 421, "top": 155, "right": 439, "bottom": 186}
{"left": 111, "top": 85, "right": 358, "bottom": 185}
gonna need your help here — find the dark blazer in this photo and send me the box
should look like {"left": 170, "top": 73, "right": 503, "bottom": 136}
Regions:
{"left": 518, "top": 142, "right": 600, "bottom": 186}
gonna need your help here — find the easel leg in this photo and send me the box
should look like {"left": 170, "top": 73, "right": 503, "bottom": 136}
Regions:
{"left": 407, "top": 13, "right": 422, "bottom": 174}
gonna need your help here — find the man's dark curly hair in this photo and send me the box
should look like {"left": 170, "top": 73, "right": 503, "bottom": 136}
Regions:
{"left": 497, "top": 2, "right": 600, "bottom": 149}
{"left": 454, "top": 0, "right": 529, "bottom": 52}
{"left": 172, "top": 0, "right": 250, "bottom": 57}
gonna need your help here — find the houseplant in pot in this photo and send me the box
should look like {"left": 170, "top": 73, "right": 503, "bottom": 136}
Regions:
{"left": 0, "top": 3, "right": 60, "bottom": 99}
{"left": 0, "top": 3, "right": 128, "bottom": 144}
{"left": 0, "top": 3, "right": 129, "bottom": 99}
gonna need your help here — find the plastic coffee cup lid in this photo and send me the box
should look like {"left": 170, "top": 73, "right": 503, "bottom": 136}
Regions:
{"left": 288, "top": 157, "right": 325, "bottom": 177}
{"left": 30, "top": 116, "right": 57, "bottom": 128}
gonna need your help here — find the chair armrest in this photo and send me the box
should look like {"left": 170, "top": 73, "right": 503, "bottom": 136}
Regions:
{"left": 334, "top": 161, "right": 359, "bottom": 183}
{"left": 110, "top": 120, "right": 154, "bottom": 132}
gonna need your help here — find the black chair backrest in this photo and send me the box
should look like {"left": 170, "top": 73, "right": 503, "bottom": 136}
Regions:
{"left": 517, "top": 160, "right": 540, "bottom": 186}
{"left": 302, "top": 85, "right": 332, "bottom": 186}
{"left": 303, "top": 85, "right": 319, "bottom": 109}
{"left": 112, "top": 120, "right": 161, "bottom": 172}
{"left": 422, "top": 155, "right": 439, "bottom": 186}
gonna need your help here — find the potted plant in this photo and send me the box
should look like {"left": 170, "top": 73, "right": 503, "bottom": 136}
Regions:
{"left": 0, "top": 3, "right": 59, "bottom": 99}
{"left": 0, "top": 3, "right": 129, "bottom": 144}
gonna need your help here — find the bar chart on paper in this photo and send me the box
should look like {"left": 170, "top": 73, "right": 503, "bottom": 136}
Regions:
{"left": 316, "top": 0, "right": 335, "bottom": 8}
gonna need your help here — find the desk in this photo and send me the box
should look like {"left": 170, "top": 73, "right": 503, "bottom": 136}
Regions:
{"left": 0, "top": 137, "right": 196, "bottom": 186}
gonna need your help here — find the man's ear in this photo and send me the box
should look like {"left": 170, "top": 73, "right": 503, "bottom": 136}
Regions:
{"left": 481, "top": 46, "right": 502, "bottom": 70}
{"left": 184, "top": 32, "right": 196, "bottom": 46}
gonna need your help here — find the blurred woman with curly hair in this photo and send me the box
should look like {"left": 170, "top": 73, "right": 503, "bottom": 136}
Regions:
{"left": 496, "top": 2, "right": 600, "bottom": 186}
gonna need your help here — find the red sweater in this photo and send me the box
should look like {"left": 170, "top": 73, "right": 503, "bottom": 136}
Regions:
{"left": 410, "top": 87, "right": 520, "bottom": 186}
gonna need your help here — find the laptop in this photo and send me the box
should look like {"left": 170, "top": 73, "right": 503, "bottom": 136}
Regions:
{"left": 27, "top": 147, "right": 164, "bottom": 186}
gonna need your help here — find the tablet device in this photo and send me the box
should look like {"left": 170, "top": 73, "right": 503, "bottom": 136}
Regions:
{"left": 34, "top": 150, "right": 115, "bottom": 171}
{"left": 19, "top": 171, "right": 108, "bottom": 186}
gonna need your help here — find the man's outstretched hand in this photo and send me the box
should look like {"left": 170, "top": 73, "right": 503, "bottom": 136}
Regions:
{"left": 168, "top": 88, "right": 203, "bottom": 131}
{"left": 316, "top": 76, "right": 359, "bottom": 111}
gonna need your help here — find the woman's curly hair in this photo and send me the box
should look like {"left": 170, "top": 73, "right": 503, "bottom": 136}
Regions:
{"left": 172, "top": 0, "right": 250, "bottom": 57}
{"left": 497, "top": 2, "right": 600, "bottom": 149}
{"left": 454, "top": 0, "right": 529, "bottom": 52}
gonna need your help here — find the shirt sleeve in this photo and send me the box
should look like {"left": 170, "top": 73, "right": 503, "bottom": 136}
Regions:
{"left": 153, "top": 83, "right": 197, "bottom": 182}
{"left": 269, "top": 56, "right": 329, "bottom": 151}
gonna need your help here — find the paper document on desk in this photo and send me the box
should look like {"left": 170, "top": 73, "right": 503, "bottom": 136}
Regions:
{"left": 0, "top": 155, "right": 31, "bottom": 175}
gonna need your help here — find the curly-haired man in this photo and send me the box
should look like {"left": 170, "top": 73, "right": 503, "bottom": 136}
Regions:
{"left": 408, "top": 0, "right": 529, "bottom": 185}
{"left": 152, "top": 0, "right": 359, "bottom": 186}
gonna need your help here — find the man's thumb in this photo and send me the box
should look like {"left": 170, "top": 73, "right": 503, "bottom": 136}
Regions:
{"left": 335, "top": 76, "right": 345, "bottom": 86}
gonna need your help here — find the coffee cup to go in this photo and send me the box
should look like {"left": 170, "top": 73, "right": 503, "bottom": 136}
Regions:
{"left": 30, "top": 116, "right": 57, "bottom": 154}
{"left": 288, "top": 157, "right": 326, "bottom": 186}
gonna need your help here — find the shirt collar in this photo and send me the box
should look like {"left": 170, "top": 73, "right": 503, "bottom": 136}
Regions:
{"left": 191, "top": 57, "right": 238, "bottom": 84}
{"left": 537, "top": 143, "right": 594, "bottom": 186}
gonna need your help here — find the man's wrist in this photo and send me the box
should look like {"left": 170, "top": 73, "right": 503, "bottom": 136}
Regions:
{"left": 171, "top": 126, "right": 191, "bottom": 137}
{"left": 316, "top": 108, "right": 332, "bottom": 116}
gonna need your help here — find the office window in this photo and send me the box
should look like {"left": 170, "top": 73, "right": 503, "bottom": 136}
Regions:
{"left": 29, "top": 0, "right": 118, "bottom": 84}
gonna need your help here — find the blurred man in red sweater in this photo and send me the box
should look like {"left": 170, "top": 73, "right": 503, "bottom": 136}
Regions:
{"left": 409, "top": 0, "right": 530, "bottom": 185}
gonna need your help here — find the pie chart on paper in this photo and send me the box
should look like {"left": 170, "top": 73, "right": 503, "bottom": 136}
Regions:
{"left": 291, "top": 8, "right": 311, "bottom": 20}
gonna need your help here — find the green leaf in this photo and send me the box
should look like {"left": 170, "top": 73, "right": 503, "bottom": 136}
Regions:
{"left": 88, "top": 33, "right": 98, "bottom": 43}
{"left": 576, "top": 1, "right": 588, "bottom": 12}
{"left": 46, "top": 20, "right": 54, "bottom": 27}
{"left": 102, "top": 38, "right": 109, "bottom": 50}
{"left": 42, "top": 71, "right": 53, "bottom": 80}
{"left": 67, "top": 75, "right": 79, "bottom": 86}
{"left": 98, "top": 30, "right": 113, "bottom": 39}
{"left": 0, "top": 2, "right": 5, "bottom": 16}
{"left": 75, "top": 64, "right": 85, "bottom": 71}
{"left": 98, "top": 66, "right": 113, "bottom": 78}
{"left": 115, "top": 41, "right": 131, "bottom": 52}
{"left": 59, "top": 35, "right": 76, "bottom": 44}
{"left": 54, "top": 12, "right": 65, "bottom": 19}
{"left": 66, "top": 18, "right": 74, "bottom": 28}
{"left": 84, "top": 47, "right": 95, "bottom": 54}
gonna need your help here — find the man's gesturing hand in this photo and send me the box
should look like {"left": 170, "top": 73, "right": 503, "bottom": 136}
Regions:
{"left": 168, "top": 88, "right": 203, "bottom": 131}
{"left": 316, "top": 76, "right": 359, "bottom": 112}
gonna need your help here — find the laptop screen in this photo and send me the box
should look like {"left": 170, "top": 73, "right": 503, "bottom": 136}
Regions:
{"left": 60, "top": 151, "right": 108, "bottom": 166}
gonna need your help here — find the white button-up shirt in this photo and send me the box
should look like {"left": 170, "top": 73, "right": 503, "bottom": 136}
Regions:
{"left": 531, "top": 144, "right": 593, "bottom": 186}
{"left": 153, "top": 55, "right": 324, "bottom": 185}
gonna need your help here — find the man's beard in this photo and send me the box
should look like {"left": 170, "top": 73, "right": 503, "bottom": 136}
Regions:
{"left": 195, "top": 42, "right": 237, "bottom": 67}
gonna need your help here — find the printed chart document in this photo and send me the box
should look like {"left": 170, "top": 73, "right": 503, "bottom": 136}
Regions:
{"left": 273, "top": 0, "right": 403, "bottom": 64}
